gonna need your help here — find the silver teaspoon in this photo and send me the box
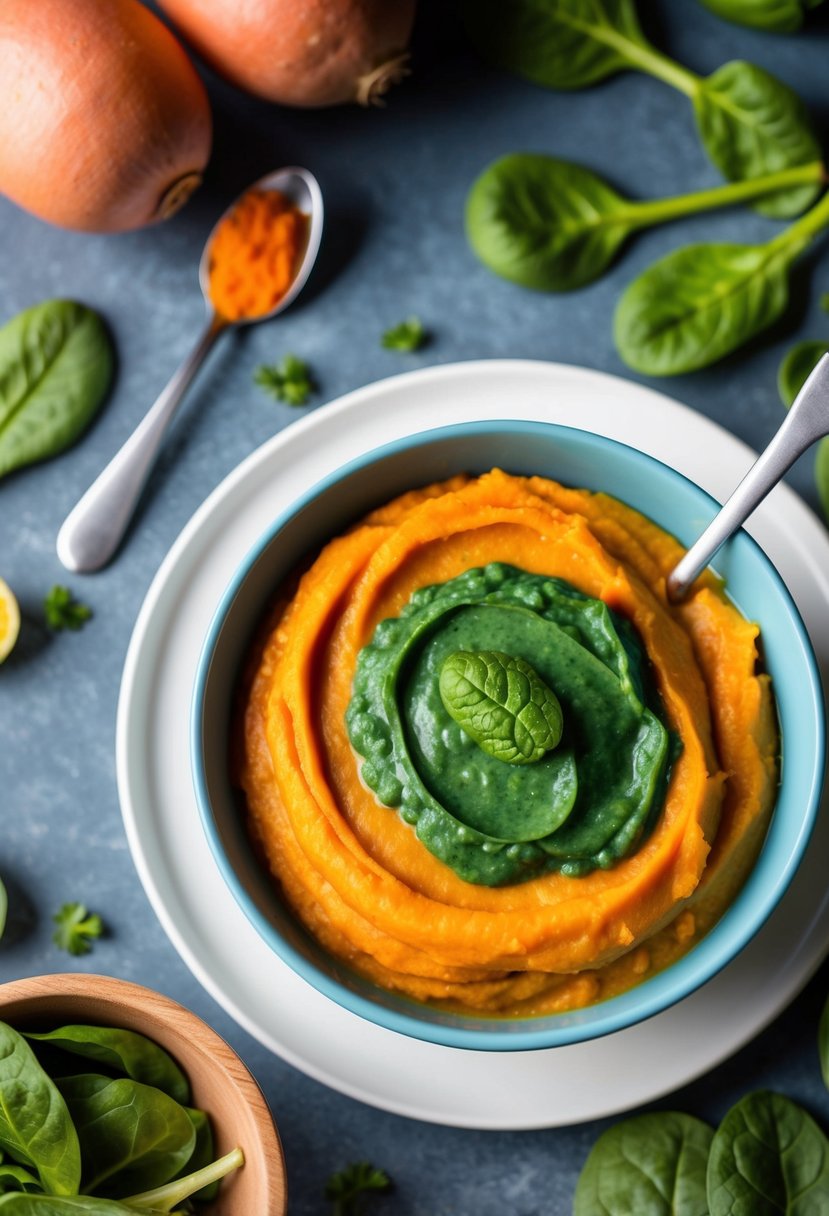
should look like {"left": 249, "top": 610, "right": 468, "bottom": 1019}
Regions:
{"left": 666, "top": 353, "right": 829, "bottom": 603}
{"left": 57, "top": 166, "right": 324, "bottom": 574}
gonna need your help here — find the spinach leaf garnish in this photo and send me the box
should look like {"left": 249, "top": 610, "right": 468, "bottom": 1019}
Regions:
{"left": 439, "top": 649, "right": 563, "bottom": 765}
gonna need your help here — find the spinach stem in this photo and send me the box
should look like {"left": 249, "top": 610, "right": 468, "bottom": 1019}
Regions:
{"left": 768, "top": 184, "right": 829, "bottom": 257}
{"left": 626, "top": 163, "right": 826, "bottom": 229}
{"left": 124, "top": 1147, "right": 245, "bottom": 1211}
{"left": 607, "top": 34, "right": 699, "bottom": 96}
{"left": 558, "top": 10, "right": 699, "bottom": 96}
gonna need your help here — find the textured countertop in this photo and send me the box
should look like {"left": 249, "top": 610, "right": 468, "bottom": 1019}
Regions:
{"left": 2, "top": 3, "right": 829, "bottom": 1212}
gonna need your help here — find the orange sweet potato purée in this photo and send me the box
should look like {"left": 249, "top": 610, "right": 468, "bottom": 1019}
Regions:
{"left": 236, "top": 471, "right": 778, "bottom": 1016}
{"left": 207, "top": 188, "right": 308, "bottom": 322}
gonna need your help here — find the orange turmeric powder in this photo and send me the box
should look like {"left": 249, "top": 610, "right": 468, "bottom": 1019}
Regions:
{"left": 207, "top": 189, "right": 309, "bottom": 322}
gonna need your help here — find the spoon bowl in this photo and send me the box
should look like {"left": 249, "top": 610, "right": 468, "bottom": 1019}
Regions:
{"left": 57, "top": 167, "right": 323, "bottom": 574}
{"left": 198, "top": 166, "right": 324, "bottom": 325}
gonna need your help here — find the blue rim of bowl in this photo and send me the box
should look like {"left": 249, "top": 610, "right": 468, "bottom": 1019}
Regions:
{"left": 191, "top": 419, "right": 825, "bottom": 1051}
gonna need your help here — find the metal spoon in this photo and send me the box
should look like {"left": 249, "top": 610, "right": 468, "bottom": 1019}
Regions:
{"left": 667, "top": 353, "right": 829, "bottom": 603}
{"left": 56, "top": 166, "right": 324, "bottom": 574}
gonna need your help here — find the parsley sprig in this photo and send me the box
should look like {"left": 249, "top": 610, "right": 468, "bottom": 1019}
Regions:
{"left": 44, "top": 586, "right": 92, "bottom": 631}
{"left": 254, "top": 354, "right": 315, "bottom": 406}
{"left": 382, "top": 316, "right": 428, "bottom": 352}
{"left": 325, "top": 1163, "right": 391, "bottom": 1215}
{"left": 52, "top": 902, "right": 104, "bottom": 956}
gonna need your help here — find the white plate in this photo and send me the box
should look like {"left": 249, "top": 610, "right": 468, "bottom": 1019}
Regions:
{"left": 118, "top": 360, "right": 829, "bottom": 1130}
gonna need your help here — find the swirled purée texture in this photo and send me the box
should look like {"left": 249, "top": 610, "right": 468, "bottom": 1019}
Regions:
{"left": 237, "top": 471, "right": 778, "bottom": 1016}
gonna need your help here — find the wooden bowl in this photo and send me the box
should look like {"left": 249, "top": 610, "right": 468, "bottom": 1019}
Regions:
{"left": 0, "top": 974, "right": 287, "bottom": 1215}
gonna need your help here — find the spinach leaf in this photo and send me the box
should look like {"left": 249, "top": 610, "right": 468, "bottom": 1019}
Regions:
{"left": 439, "top": 650, "right": 563, "bottom": 765}
{"left": 0, "top": 301, "right": 113, "bottom": 480}
{"left": 0, "top": 1197, "right": 137, "bottom": 1215}
{"left": 465, "top": 0, "right": 650, "bottom": 92}
{"left": 25, "top": 1027, "right": 190, "bottom": 1107}
{"left": 466, "top": 154, "right": 823, "bottom": 292}
{"left": 615, "top": 242, "right": 791, "bottom": 375}
{"left": 698, "top": 0, "right": 825, "bottom": 32}
{"left": 0, "top": 1024, "right": 81, "bottom": 1196}
{"left": 615, "top": 188, "right": 829, "bottom": 375}
{"left": 574, "top": 1111, "right": 713, "bottom": 1215}
{"left": 0, "top": 1164, "right": 42, "bottom": 1195}
{"left": 693, "top": 62, "right": 821, "bottom": 218}
{"left": 707, "top": 1090, "right": 829, "bottom": 1214}
{"left": 777, "top": 341, "right": 829, "bottom": 525}
{"left": 466, "top": 155, "right": 635, "bottom": 291}
{"left": 778, "top": 339, "right": 828, "bottom": 406}
{"left": 54, "top": 1074, "right": 195, "bottom": 1199}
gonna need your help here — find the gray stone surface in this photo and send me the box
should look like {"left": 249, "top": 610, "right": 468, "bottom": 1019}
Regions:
{"left": 2, "top": 2, "right": 829, "bottom": 1212}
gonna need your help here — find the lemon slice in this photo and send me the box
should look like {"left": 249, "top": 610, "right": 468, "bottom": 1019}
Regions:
{"left": 0, "top": 578, "right": 21, "bottom": 662}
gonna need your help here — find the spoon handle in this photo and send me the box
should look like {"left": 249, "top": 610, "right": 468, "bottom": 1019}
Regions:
{"left": 57, "top": 313, "right": 226, "bottom": 573}
{"left": 666, "top": 353, "right": 829, "bottom": 603}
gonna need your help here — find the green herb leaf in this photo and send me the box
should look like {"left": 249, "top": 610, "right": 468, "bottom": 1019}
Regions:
{"left": 693, "top": 62, "right": 821, "bottom": 218}
{"left": 25, "top": 1027, "right": 190, "bottom": 1107}
{"left": 0, "top": 1022, "right": 81, "bottom": 1196}
{"left": 697, "top": 0, "right": 824, "bottom": 33}
{"left": 466, "top": 0, "right": 649, "bottom": 91}
{"left": 574, "top": 1111, "right": 713, "bottom": 1215}
{"left": 381, "top": 317, "right": 427, "bottom": 352}
{"left": 0, "top": 300, "right": 113, "bottom": 480}
{"left": 254, "top": 354, "right": 314, "bottom": 406}
{"left": 821, "top": 292, "right": 829, "bottom": 313}
{"left": 707, "top": 1090, "right": 829, "bottom": 1214}
{"left": 43, "top": 587, "right": 92, "bottom": 632}
{"left": 325, "top": 1163, "right": 391, "bottom": 1216}
{"left": 439, "top": 650, "right": 563, "bottom": 765}
{"left": 55, "top": 1074, "right": 196, "bottom": 1198}
{"left": 51, "top": 903, "right": 104, "bottom": 956}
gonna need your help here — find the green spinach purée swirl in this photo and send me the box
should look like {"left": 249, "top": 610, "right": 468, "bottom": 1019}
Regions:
{"left": 346, "top": 564, "right": 678, "bottom": 887}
